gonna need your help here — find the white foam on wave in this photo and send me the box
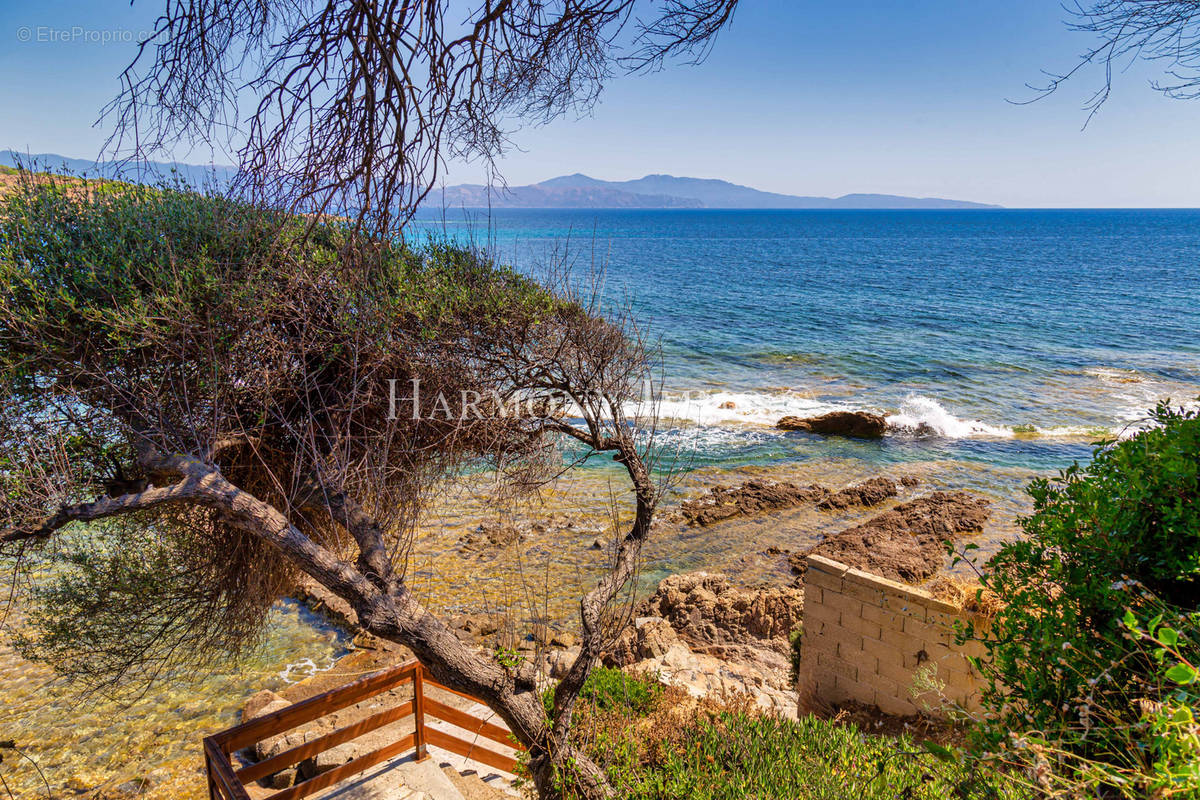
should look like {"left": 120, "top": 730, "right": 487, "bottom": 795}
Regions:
{"left": 605, "top": 388, "right": 1109, "bottom": 443}
{"left": 652, "top": 389, "right": 848, "bottom": 427}
{"left": 885, "top": 394, "right": 1012, "bottom": 439}
{"left": 279, "top": 656, "right": 338, "bottom": 685}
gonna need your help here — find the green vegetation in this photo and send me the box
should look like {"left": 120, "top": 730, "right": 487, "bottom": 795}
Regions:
{"left": 963, "top": 402, "right": 1200, "bottom": 797}
{"left": 543, "top": 666, "right": 663, "bottom": 718}
{"left": 538, "top": 671, "right": 1017, "bottom": 800}
{"left": 0, "top": 174, "right": 570, "bottom": 690}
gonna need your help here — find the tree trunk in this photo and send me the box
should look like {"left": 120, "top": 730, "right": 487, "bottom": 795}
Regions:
{"left": 527, "top": 742, "right": 614, "bottom": 800}
{"left": 355, "top": 592, "right": 616, "bottom": 800}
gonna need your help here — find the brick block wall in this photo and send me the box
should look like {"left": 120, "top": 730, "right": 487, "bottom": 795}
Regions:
{"left": 797, "top": 554, "right": 988, "bottom": 718}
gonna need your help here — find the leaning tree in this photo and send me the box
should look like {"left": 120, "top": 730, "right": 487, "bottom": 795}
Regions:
{"left": 0, "top": 174, "right": 662, "bottom": 797}
{"left": 2, "top": 3, "right": 747, "bottom": 796}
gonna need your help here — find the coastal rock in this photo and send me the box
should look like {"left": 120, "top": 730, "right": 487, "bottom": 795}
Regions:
{"left": 448, "top": 612, "right": 516, "bottom": 648}
{"left": 606, "top": 571, "right": 803, "bottom": 691}
{"left": 457, "top": 522, "right": 525, "bottom": 554}
{"left": 543, "top": 647, "right": 581, "bottom": 679}
{"left": 797, "top": 491, "right": 991, "bottom": 584}
{"left": 680, "top": 480, "right": 828, "bottom": 526}
{"left": 636, "top": 572, "right": 804, "bottom": 653}
{"left": 680, "top": 475, "right": 901, "bottom": 526}
{"left": 815, "top": 477, "right": 898, "bottom": 510}
{"left": 602, "top": 573, "right": 803, "bottom": 718}
{"left": 777, "top": 411, "right": 887, "bottom": 438}
{"left": 605, "top": 617, "right": 681, "bottom": 664}
{"left": 550, "top": 630, "right": 577, "bottom": 649}
{"left": 241, "top": 689, "right": 289, "bottom": 723}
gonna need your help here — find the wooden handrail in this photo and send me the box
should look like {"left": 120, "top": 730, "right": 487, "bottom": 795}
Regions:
{"left": 215, "top": 662, "right": 418, "bottom": 752}
{"left": 236, "top": 699, "right": 416, "bottom": 783}
{"left": 266, "top": 734, "right": 416, "bottom": 800}
{"left": 204, "top": 660, "right": 525, "bottom": 800}
{"left": 425, "top": 727, "right": 519, "bottom": 774}
{"left": 423, "top": 697, "right": 514, "bottom": 749}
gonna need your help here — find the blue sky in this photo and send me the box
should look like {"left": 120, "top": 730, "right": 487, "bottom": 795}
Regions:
{"left": 2, "top": 0, "right": 1199, "bottom": 207}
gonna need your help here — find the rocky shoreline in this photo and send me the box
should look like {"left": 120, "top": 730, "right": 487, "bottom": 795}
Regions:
{"left": 279, "top": 471, "right": 993, "bottom": 742}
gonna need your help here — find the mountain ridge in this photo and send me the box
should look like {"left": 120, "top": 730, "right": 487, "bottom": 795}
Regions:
{"left": 0, "top": 152, "right": 999, "bottom": 209}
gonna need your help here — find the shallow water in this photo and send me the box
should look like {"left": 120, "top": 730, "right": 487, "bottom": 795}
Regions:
{"left": 0, "top": 601, "right": 347, "bottom": 798}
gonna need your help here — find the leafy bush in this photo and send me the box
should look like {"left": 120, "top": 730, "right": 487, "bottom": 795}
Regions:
{"left": 543, "top": 666, "right": 662, "bottom": 718}
{"left": 966, "top": 402, "right": 1200, "bottom": 797}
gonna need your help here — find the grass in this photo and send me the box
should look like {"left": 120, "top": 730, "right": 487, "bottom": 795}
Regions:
{"left": 554, "top": 670, "right": 1024, "bottom": 800}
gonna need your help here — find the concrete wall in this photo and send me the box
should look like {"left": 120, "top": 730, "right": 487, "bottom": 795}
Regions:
{"left": 797, "top": 554, "right": 988, "bottom": 717}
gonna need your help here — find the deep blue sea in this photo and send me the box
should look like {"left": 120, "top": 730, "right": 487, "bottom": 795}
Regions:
{"left": 414, "top": 208, "right": 1200, "bottom": 477}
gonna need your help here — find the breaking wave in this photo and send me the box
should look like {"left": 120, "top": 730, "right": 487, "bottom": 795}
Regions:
{"left": 885, "top": 394, "right": 1012, "bottom": 438}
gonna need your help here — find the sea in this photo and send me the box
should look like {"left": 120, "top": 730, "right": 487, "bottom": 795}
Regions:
{"left": 5, "top": 208, "right": 1199, "bottom": 797}
{"left": 415, "top": 207, "right": 1200, "bottom": 474}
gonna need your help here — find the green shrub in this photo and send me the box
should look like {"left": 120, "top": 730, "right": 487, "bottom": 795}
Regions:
{"left": 609, "top": 711, "right": 1016, "bottom": 800}
{"left": 543, "top": 666, "right": 662, "bottom": 718}
{"left": 966, "top": 402, "right": 1200, "bottom": 797}
{"left": 548, "top": 677, "right": 1018, "bottom": 800}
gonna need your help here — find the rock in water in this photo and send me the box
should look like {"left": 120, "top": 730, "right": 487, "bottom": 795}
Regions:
{"left": 816, "top": 476, "right": 898, "bottom": 510}
{"left": 680, "top": 476, "right": 899, "bottom": 526}
{"left": 680, "top": 480, "right": 829, "bottom": 526}
{"left": 777, "top": 411, "right": 887, "bottom": 438}
{"left": 797, "top": 491, "right": 991, "bottom": 584}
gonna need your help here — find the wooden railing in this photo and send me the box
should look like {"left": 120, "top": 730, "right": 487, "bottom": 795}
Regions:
{"left": 203, "top": 661, "right": 523, "bottom": 800}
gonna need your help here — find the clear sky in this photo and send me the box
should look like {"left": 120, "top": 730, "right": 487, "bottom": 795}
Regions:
{"left": 2, "top": 0, "right": 1199, "bottom": 207}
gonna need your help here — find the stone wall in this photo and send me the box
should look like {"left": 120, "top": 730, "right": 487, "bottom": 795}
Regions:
{"left": 797, "top": 554, "right": 987, "bottom": 717}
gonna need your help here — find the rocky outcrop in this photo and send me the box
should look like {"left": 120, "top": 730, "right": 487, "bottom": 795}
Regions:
{"left": 601, "top": 572, "right": 803, "bottom": 717}
{"left": 777, "top": 412, "right": 892, "bottom": 438}
{"left": 777, "top": 410, "right": 888, "bottom": 438}
{"left": 454, "top": 516, "right": 603, "bottom": 559}
{"left": 796, "top": 491, "right": 991, "bottom": 584}
{"left": 456, "top": 521, "right": 524, "bottom": 554}
{"left": 815, "top": 476, "right": 898, "bottom": 510}
{"left": 680, "top": 480, "right": 828, "bottom": 526}
{"left": 631, "top": 572, "right": 803, "bottom": 658}
{"left": 679, "top": 476, "right": 901, "bottom": 526}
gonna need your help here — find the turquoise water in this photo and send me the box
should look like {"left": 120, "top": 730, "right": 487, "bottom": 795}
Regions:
{"left": 416, "top": 208, "right": 1200, "bottom": 474}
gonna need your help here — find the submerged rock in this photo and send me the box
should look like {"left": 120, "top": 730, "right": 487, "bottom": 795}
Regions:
{"left": 777, "top": 410, "right": 887, "bottom": 438}
{"left": 815, "top": 476, "right": 898, "bottom": 510}
{"left": 796, "top": 491, "right": 991, "bottom": 584}
{"left": 680, "top": 480, "right": 828, "bottom": 526}
{"left": 679, "top": 475, "right": 902, "bottom": 526}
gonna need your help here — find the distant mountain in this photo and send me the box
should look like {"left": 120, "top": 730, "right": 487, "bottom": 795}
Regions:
{"left": 433, "top": 182, "right": 702, "bottom": 209}
{"left": 0, "top": 152, "right": 999, "bottom": 209}
{"left": 530, "top": 173, "right": 1000, "bottom": 209}
{"left": 0, "top": 150, "right": 236, "bottom": 189}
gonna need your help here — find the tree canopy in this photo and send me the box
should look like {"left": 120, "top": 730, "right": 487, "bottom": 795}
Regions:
{"left": 106, "top": 0, "right": 740, "bottom": 232}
